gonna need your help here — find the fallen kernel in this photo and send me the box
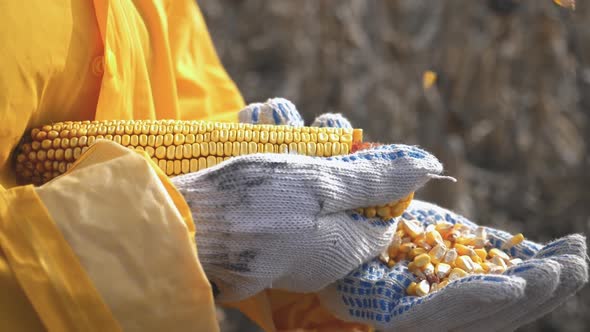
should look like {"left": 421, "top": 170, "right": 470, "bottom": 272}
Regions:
{"left": 444, "top": 248, "right": 458, "bottom": 264}
{"left": 414, "top": 253, "right": 431, "bottom": 268}
{"left": 410, "top": 247, "right": 428, "bottom": 259}
{"left": 470, "top": 253, "right": 483, "bottom": 264}
{"left": 426, "top": 230, "right": 444, "bottom": 246}
{"left": 435, "top": 222, "right": 454, "bottom": 235}
{"left": 386, "top": 216, "right": 526, "bottom": 296}
{"left": 401, "top": 219, "right": 424, "bottom": 238}
{"left": 416, "top": 280, "right": 430, "bottom": 297}
{"left": 423, "top": 263, "right": 435, "bottom": 276}
{"left": 455, "top": 255, "right": 476, "bottom": 272}
{"left": 430, "top": 282, "right": 440, "bottom": 293}
{"left": 379, "top": 251, "right": 389, "bottom": 264}
{"left": 475, "top": 248, "right": 488, "bottom": 261}
{"left": 400, "top": 242, "right": 417, "bottom": 254}
{"left": 435, "top": 263, "right": 452, "bottom": 279}
{"left": 448, "top": 267, "right": 468, "bottom": 281}
{"left": 454, "top": 244, "right": 476, "bottom": 256}
{"left": 429, "top": 244, "right": 447, "bottom": 264}
{"left": 489, "top": 248, "right": 510, "bottom": 261}
{"left": 502, "top": 233, "right": 525, "bottom": 250}
{"left": 407, "top": 282, "right": 418, "bottom": 296}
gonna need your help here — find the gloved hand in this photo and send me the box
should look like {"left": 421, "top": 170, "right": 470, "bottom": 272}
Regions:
{"left": 318, "top": 200, "right": 589, "bottom": 332}
{"left": 238, "top": 97, "right": 353, "bottom": 129}
{"left": 171, "top": 137, "right": 444, "bottom": 302}
{"left": 237, "top": 98, "right": 588, "bottom": 330}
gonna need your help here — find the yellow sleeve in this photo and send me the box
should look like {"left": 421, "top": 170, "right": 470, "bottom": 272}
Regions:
{"left": 166, "top": 0, "right": 246, "bottom": 122}
{"left": 1, "top": 141, "right": 219, "bottom": 331}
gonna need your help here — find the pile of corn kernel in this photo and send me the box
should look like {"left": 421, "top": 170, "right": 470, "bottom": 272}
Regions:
{"left": 379, "top": 218, "right": 525, "bottom": 297}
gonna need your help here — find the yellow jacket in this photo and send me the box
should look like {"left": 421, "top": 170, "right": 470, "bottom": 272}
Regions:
{"left": 0, "top": 1, "right": 369, "bottom": 331}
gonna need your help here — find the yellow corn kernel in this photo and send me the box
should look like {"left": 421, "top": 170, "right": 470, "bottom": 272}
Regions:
{"left": 410, "top": 247, "right": 427, "bottom": 259}
{"left": 406, "top": 282, "right": 418, "bottom": 296}
{"left": 443, "top": 248, "right": 458, "bottom": 264}
{"left": 470, "top": 254, "right": 483, "bottom": 264}
{"left": 423, "top": 263, "right": 435, "bottom": 276}
{"left": 456, "top": 236, "right": 476, "bottom": 246}
{"left": 401, "top": 219, "right": 424, "bottom": 239}
{"left": 430, "top": 282, "right": 440, "bottom": 293}
{"left": 364, "top": 207, "right": 377, "bottom": 218}
{"left": 428, "top": 244, "right": 447, "bottom": 264}
{"left": 489, "top": 248, "right": 510, "bottom": 261}
{"left": 376, "top": 206, "right": 391, "bottom": 219}
{"left": 378, "top": 251, "right": 390, "bottom": 264}
{"left": 474, "top": 248, "right": 487, "bottom": 261}
{"left": 448, "top": 267, "right": 468, "bottom": 281}
{"left": 435, "top": 263, "right": 452, "bottom": 279}
{"left": 455, "top": 255, "right": 476, "bottom": 272}
{"left": 481, "top": 262, "right": 492, "bottom": 273}
{"left": 399, "top": 242, "right": 417, "bottom": 254}
{"left": 472, "top": 264, "right": 484, "bottom": 274}
{"left": 196, "top": 157, "right": 206, "bottom": 171}
{"left": 454, "top": 244, "right": 476, "bottom": 257}
{"left": 435, "top": 222, "right": 454, "bottom": 235}
{"left": 415, "top": 280, "right": 430, "bottom": 297}
{"left": 413, "top": 253, "right": 431, "bottom": 268}
{"left": 446, "top": 230, "right": 460, "bottom": 242}
{"left": 425, "top": 230, "right": 444, "bottom": 246}
{"left": 491, "top": 256, "right": 508, "bottom": 270}
{"left": 502, "top": 233, "right": 524, "bottom": 250}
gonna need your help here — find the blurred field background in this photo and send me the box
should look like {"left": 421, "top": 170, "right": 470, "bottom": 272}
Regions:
{"left": 199, "top": 0, "right": 589, "bottom": 331}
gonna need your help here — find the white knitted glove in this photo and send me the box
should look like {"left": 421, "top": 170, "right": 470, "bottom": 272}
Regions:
{"left": 237, "top": 97, "right": 304, "bottom": 127}
{"left": 172, "top": 145, "right": 443, "bottom": 302}
{"left": 238, "top": 97, "right": 352, "bottom": 129}
{"left": 311, "top": 113, "right": 353, "bottom": 129}
{"left": 318, "top": 200, "right": 589, "bottom": 332}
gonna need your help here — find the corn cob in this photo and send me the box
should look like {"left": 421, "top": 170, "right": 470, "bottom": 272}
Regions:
{"left": 379, "top": 218, "right": 526, "bottom": 296}
{"left": 14, "top": 119, "right": 413, "bottom": 220}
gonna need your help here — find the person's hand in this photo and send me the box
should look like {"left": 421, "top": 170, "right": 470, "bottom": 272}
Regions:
{"left": 238, "top": 97, "right": 353, "bottom": 129}
{"left": 172, "top": 144, "right": 443, "bottom": 302}
{"left": 172, "top": 98, "right": 449, "bottom": 302}
{"left": 317, "top": 200, "right": 589, "bottom": 332}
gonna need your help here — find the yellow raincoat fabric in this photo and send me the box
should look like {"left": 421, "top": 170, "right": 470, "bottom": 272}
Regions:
{"left": 0, "top": 1, "right": 370, "bottom": 331}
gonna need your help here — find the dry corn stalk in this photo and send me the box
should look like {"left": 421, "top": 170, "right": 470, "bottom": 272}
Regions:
{"left": 380, "top": 217, "right": 525, "bottom": 297}
{"left": 15, "top": 119, "right": 413, "bottom": 220}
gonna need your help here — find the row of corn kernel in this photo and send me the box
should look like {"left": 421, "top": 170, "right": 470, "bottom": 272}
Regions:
{"left": 355, "top": 192, "right": 415, "bottom": 220}
{"left": 32, "top": 120, "right": 355, "bottom": 137}
{"left": 378, "top": 217, "right": 525, "bottom": 297}
{"left": 17, "top": 140, "right": 351, "bottom": 176}
{"left": 24, "top": 131, "right": 353, "bottom": 151}
{"left": 19, "top": 141, "right": 349, "bottom": 164}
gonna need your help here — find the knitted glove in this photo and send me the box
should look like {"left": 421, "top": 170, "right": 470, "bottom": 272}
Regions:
{"left": 238, "top": 97, "right": 352, "bottom": 129}
{"left": 318, "top": 200, "right": 588, "bottom": 332}
{"left": 172, "top": 144, "right": 444, "bottom": 302}
{"left": 237, "top": 97, "right": 304, "bottom": 127}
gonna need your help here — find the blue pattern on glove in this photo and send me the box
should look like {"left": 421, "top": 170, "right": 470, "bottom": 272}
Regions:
{"left": 328, "top": 201, "right": 550, "bottom": 325}
{"left": 312, "top": 113, "right": 353, "bottom": 129}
